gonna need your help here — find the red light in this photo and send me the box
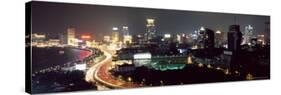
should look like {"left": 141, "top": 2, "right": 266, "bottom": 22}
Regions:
{"left": 81, "top": 35, "right": 91, "bottom": 39}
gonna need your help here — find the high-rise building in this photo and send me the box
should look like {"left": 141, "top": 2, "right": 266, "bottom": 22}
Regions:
{"left": 122, "top": 26, "right": 129, "bottom": 36}
{"left": 257, "top": 34, "right": 265, "bottom": 46}
{"left": 67, "top": 27, "right": 76, "bottom": 46}
{"left": 122, "top": 26, "right": 130, "bottom": 44}
{"left": 177, "top": 33, "right": 188, "bottom": 44}
{"left": 227, "top": 25, "right": 242, "bottom": 51}
{"left": 197, "top": 27, "right": 205, "bottom": 48}
{"left": 242, "top": 25, "right": 254, "bottom": 45}
{"left": 215, "top": 30, "right": 226, "bottom": 48}
{"left": 197, "top": 27, "right": 214, "bottom": 49}
{"left": 132, "top": 34, "right": 145, "bottom": 44}
{"left": 225, "top": 25, "right": 243, "bottom": 72}
{"left": 145, "top": 18, "right": 156, "bottom": 42}
{"left": 203, "top": 28, "right": 215, "bottom": 49}
{"left": 112, "top": 27, "right": 120, "bottom": 43}
{"left": 191, "top": 31, "right": 199, "bottom": 48}
{"left": 123, "top": 35, "right": 132, "bottom": 45}
{"left": 162, "top": 33, "right": 173, "bottom": 43}
{"left": 103, "top": 35, "right": 111, "bottom": 43}
{"left": 176, "top": 34, "right": 181, "bottom": 43}
{"left": 59, "top": 33, "right": 66, "bottom": 45}
{"left": 264, "top": 21, "right": 270, "bottom": 45}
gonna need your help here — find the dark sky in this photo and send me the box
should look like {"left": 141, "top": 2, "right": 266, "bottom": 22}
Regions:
{"left": 31, "top": 1, "right": 270, "bottom": 41}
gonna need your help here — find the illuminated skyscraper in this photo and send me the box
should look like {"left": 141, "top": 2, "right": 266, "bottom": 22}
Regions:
{"left": 242, "top": 25, "right": 254, "bottom": 45}
{"left": 191, "top": 30, "right": 199, "bottom": 48}
{"left": 67, "top": 27, "right": 76, "bottom": 46}
{"left": 215, "top": 30, "right": 226, "bottom": 48}
{"left": 112, "top": 27, "right": 120, "bottom": 43}
{"left": 122, "top": 26, "right": 129, "bottom": 36}
{"left": 122, "top": 26, "right": 130, "bottom": 44}
{"left": 145, "top": 18, "right": 156, "bottom": 42}
{"left": 257, "top": 34, "right": 265, "bottom": 46}
{"left": 176, "top": 34, "right": 181, "bottom": 43}
{"left": 103, "top": 36, "right": 111, "bottom": 43}
{"left": 132, "top": 34, "right": 145, "bottom": 44}
{"left": 123, "top": 35, "right": 132, "bottom": 45}
{"left": 197, "top": 27, "right": 214, "bottom": 49}
{"left": 196, "top": 27, "right": 205, "bottom": 48}
{"left": 161, "top": 33, "right": 172, "bottom": 43}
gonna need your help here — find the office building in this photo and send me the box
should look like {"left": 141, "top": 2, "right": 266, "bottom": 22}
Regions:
{"left": 227, "top": 25, "right": 242, "bottom": 51}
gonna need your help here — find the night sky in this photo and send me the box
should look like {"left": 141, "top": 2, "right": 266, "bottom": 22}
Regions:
{"left": 30, "top": 1, "right": 270, "bottom": 41}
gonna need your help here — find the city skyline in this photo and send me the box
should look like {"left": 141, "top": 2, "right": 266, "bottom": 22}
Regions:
{"left": 31, "top": 2, "right": 269, "bottom": 41}
{"left": 26, "top": 1, "right": 270, "bottom": 94}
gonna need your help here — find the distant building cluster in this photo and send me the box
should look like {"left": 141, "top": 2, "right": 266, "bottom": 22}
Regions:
{"left": 29, "top": 18, "right": 269, "bottom": 53}
{"left": 110, "top": 19, "right": 270, "bottom": 74}
{"left": 30, "top": 27, "right": 98, "bottom": 48}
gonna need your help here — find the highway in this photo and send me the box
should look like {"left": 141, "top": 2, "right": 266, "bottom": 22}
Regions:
{"left": 85, "top": 46, "right": 142, "bottom": 89}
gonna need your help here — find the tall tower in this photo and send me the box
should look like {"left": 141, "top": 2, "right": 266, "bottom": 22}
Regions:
{"left": 203, "top": 28, "right": 215, "bottom": 49}
{"left": 145, "top": 18, "right": 156, "bottom": 42}
{"left": 122, "top": 26, "right": 129, "bottom": 36}
{"left": 67, "top": 27, "right": 76, "bottom": 46}
{"left": 197, "top": 26, "right": 206, "bottom": 49}
{"left": 264, "top": 21, "right": 270, "bottom": 45}
{"left": 112, "top": 27, "right": 119, "bottom": 43}
{"left": 215, "top": 30, "right": 226, "bottom": 48}
{"left": 242, "top": 25, "right": 254, "bottom": 45}
{"left": 198, "top": 27, "right": 214, "bottom": 49}
{"left": 103, "top": 36, "right": 111, "bottom": 43}
{"left": 227, "top": 25, "right": 242, "bottom": 51}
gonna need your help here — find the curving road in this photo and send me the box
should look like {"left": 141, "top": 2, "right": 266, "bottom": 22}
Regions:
{"left": 85, "top": 46, "right": 142, "bottom": 89}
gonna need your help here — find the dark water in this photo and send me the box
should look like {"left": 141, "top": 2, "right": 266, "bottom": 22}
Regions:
{"left": 31, "top": 47, "right": 90, "bottom": 72}
{"left": 31, "top": 47, "right": 96, "bottom": 93}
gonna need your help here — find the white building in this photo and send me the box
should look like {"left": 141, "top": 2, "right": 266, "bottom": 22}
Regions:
{"left": 242, "top": 25, "right": 254, "bottom": 45}
{"left": 67, "top": 27, "right": 76, "bottom": 46}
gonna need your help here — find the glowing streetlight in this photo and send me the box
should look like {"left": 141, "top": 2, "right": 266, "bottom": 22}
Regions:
{"left": 234, "top": 70, "right": 240, "bottom": 75}
{"left": 224, "top": 69, "right": 230, "bottom": 75}
{"left": 118, "top": 75, "right": 123, "bottom": 79}
{"left": 246, "top": 73, "right": 254, "bottom": 80}
{"left": 207, "top": 64, "right": 212, "bottom": 68}
{"left": 160, "top": 80, "right": 164, "bottom": 85}
{"left": 198, "top": 63, "right": 204, "bottom": 67}
{"left": 127, "top": 77, "right": 132, "bottom": 82}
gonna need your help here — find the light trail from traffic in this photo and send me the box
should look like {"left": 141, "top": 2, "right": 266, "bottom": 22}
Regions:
{"left": 85, "top": 46, "right": 142, "bottom": 89}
